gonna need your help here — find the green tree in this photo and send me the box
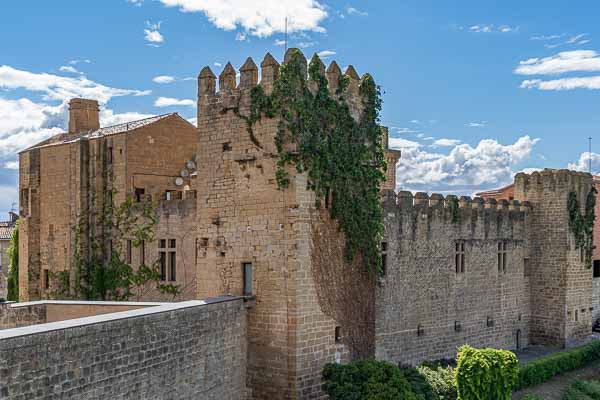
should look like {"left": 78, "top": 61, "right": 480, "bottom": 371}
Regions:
{"left": 6, "top": 221, "right": 19, "bottom": 301}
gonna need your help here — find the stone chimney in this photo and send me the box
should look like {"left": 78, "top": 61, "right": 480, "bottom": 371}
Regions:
{"left": 68, "top": 98, "right": 100, "bottom": 134}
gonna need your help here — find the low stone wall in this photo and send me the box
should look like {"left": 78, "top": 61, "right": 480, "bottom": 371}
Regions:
{"left": 0, "top": 297, "right": 247, "bottom": 399}
{"left": 0, "top": 301, "right": 46, "bottom": 329}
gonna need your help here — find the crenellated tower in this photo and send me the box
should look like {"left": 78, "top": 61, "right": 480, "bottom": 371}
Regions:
{"left": 514, "top": 169, "right": 594, "bottom": 347}
{"left": 195, "top": 49, "right": 396, "bottom": 400}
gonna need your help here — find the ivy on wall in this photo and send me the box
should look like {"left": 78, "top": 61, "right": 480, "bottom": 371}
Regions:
{"left": 240, "top": 50, "right": 387, "bottom": 274}
{"left": 6, "top": 221, "right": 19, "bottom": 301}
{"left": 568, "top": 186, "right": 596, "bottom": 267}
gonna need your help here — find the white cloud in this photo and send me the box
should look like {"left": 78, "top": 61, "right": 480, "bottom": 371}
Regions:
{"left": 297, "top": 41, "right": 317, "bottom": 48}
{"left": 346, "top": 7, "right": 367, "bottom": 16}
{"left": 468, "top": 24, "right": 517, "bottom": 34}
{"left": 388, "top": 137, "right": 421, "bottom": 149}
{"left": 569, "top": 152, "right": 600, "bottom": 174}
{"left": 59, "top": 65, "right": 81, "bottom": 74}
{"left": 410, "top": 120, "right": 419, "bottom": 124}
{"left": 498, "top": 25, "right": 518, "bottom": 33}
{"left": 144, "top": 21, "right": 165, "bottom": 44}
{"left": 152, "top": 75, "right": 176, "bottom": 84}
{"left": 431, "top": 138, "right": 461, "bottom": 147}
{"left": 467, "top": 121, "right": 486, "bottom": 128}
{"left": 235, "top": 32, "right": 247, "bottom": 41}
{"left": 187, "top": 117, "right": 198, "bottom": 126}
{"left": 274, "top": 39, "right": 286, "bottom": 46}
{"left": 470, "top": 25, "right": 493, "bottom": 33}
{"left": 157, "top": 0, "right": 328, "bottom": 37}
{"left": 69, "top": 59, "right": 91, "bottom": 65}
{"left": 100, "top": 109, "right": 155, "bottom": 126}
{"left": 0, "top": 65, "right": 151, "bottom": 103}
{"left": 521, "top": 76, "right": 600, "bottom": 90}
{"left": 390, "top": 135, "right": 540, "bottom": 192}
{"left": 531, "top": 34, "right": 565, "bottom": 41}
{"left": 154, "top": 97, "right": 195, "bottom": 107}
{"left": 391, "top": 127, "right": 419, "bottom": 134}
{"left": 515, "top": 50, "right": 600, "bottom": 75}
{"left": 128, "top": 0, "right": 144, "bottom": 6}
{"left": 566, "top": 33, "right": 589, "bottom": 44}
{"left": 213, "top": 62, "right": 222, "bottom": 67}
{"left": 317, "top": 50, "right": 336, "bottom": 58}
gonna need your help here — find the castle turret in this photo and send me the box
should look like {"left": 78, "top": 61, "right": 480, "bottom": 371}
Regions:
{"left": 514, "top": 169, "right": 594, "bottom": 347}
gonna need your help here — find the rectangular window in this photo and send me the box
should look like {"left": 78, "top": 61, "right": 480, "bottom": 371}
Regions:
{"left": 134, "top": 188, "right": 145, "bottom": 202}
{"left": 594, "top": 260, "right": 600, "bottom": 278}
{"left": 140, "top": 240, "right": 145, "bottom": 266}
{"left": 455, "top": 242, "right": 465, "bottom": 273}
{"left": 107, "top": 147, "right": 113, "bottom": 164}
{"left": 498, "top": 241, "right": 507, "bottom": 274}
{"left": 524, "top": 258, "right": 531, "bottom": 277}
{"left": 160, "top": 239, "right": 166, "bottom": 248}
{"left": 243, "top": 262, "right": 253, "bottom": 296}
{"left": 159, "top": 251, "right": 167, "bottom": 281}
{"left": 169, "top": 239, "right": 176, "bottom": 249}
{"left": 169, "top": 251, "right": 176, "bottom": 281}
{"left": 126, "top": 240, "right": 132, "bottom": 264}
{"left": 43, "top": 269, "right": 49, "bottom": 289}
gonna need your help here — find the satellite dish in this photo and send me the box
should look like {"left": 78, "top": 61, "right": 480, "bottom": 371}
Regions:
{"left": 180, "top": 169, "right": 189, "bottom": 177}
{"left": 175, "top": 177, "right": 184, "bottom": 186}
{"left": 186, "top": 160, "right": 197, "bottom": 170}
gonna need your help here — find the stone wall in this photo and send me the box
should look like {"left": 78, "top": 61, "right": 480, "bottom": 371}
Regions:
{"left": 376, "top": 191, "right": 532, "bottom": 365}
{"left": 514, "top": 170, "right": 594, "bottom": 346}
{"left": 0, "top": 297, "right": 247, "bottom": 400}
{"left": 195, "top": 50, "right": 375, "bottom": 399}
{"left": 0, "top": 301, "right": 46, "bottom": 329}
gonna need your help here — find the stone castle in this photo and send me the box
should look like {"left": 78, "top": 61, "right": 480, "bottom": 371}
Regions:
{"left": 14, "top": 49, "right": 599, "bottom": 399}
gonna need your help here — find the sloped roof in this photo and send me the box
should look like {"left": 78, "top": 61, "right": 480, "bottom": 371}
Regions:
{"left": 23, "top": 113, "right": 178, "bottom": 152}
{"left": 0, "top": 221, "right": 16, "bottom": 241}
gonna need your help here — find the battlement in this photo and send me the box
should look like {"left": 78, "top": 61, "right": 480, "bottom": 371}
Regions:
{"left": 515, "top": 168, "right": 592, "bottom": 196}
{"left": 389, "top": 191, "right": 530, "bottom": 217}
{"left": 197, "top": 48, "right": 372, "bottom": 117}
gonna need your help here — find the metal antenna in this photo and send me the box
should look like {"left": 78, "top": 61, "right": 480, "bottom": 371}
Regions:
{"left": 589, "top": 136, "right": 593, "bottom": 174}
{"left": 284, "top": 17, "right": 288, "bottom": 53}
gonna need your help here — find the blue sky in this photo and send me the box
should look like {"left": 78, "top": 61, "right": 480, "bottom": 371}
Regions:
{"left": 1, "top": 0, "right": 600, "bottom": 217}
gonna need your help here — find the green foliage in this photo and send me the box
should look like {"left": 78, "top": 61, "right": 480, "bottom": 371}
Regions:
{"left": 562, "top": 379, "right": 600, "bottom": 400}
{"left": 516, "top": 340, "right": 600, "bottom": 390}
{"left": 417, "top": 365, "right": 457, "bottom": 400}
{"left": 243, "top": 50, "right": 387, "bottom": 273}
{"left": 568, "top": 187, "right": 596, "bottom": 267}
{"left": 455, "top": 345, "right": 518, "bottom": 400}
{"left": 402, "top": 367, "right": 436, "bottom": 399}
{"left": 55, "top": 195, "right": 179, "bottom": 301}
{"left": 322, "top": 360, "right": 421, "bottom": 400}
{"left": 447, "top": 197, "right": 460, "bottom": 223}
{"left": 520, "top": 395, "right": 544, "bottom": 400}
{"left": 6, "top": 221, "right": 19, "bottom": 301}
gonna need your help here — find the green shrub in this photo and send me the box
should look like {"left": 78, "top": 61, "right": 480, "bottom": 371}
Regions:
{"left": 402, "top": 367, "right": 436, "bottom": 399}
{"left": 417, "top": 365, "right": 457, "bottom": 400}
{"left": 520, "top": 395, "right": 544, "bottom": 400}
{"left": 455, "top": 345, "right": 518, "bottom": 400}
{"left": 562, "top": 379, "right": 600, "bottom": 400}
{"left": 322, "top": 360, "right": 420, "bottom": 400}
{"left": 516, "top": 341, "right": 600, "bottom": 390}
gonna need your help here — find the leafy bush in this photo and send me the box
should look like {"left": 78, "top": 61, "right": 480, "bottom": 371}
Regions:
{"left": 455, "top": 345, "right": 518, "bottom": 400}
{"left": 322, "top": 360, "right": 421, "bottom": 400}
{"left": 401, "top": 367, "right": 436, "bottom": 399}
{"left": 516, "top": 341, "right": 600, "bottom": 390}
{"left": 562, "top": 379, "right": 600, "bottom": 400}
{"left": 417, "top": 365, "right": 457, "bottom": 400}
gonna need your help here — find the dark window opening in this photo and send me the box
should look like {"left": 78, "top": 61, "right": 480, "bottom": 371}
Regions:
{"left": 134, "top": 188, "right": 145, "bottom": 202}
{"left": 335, "top": 326, "right": 342, "bottom": 343}
{"left": 455, "top": 242, "right": 465, "bottom": 273}
{"left": 169, "top": 251, "right": 176, "bottom": 281}
{"left": 126, "top": 240, "right": 132, "bottom": 264}
{"left": 169, "top": 239, "right": 176, "bottom": 249}
{"left": 160, "top": 239, "right": 166, "bottom": 248}
{"left": 43, "top": 269, "right": 49, "bottom": 289}
{"left": 159, "top": 252, "right": 166, "bottom": 281}
{"left": 222, "top": 142, "right": 232, "bottom": 152}
{"left": 107, "top": 147, "right": 113, "bottom": 164}
{"left": 498, "top": 241, "right": 507, "bottom": 274}
{"left": 243, "top": 262, "right": 253, "bottom": 296}
{"left": 594, "top": 260, "right": 600, "bottom": 278}
{"left": 575, "top": 309, "right": 579, "bottom": 322}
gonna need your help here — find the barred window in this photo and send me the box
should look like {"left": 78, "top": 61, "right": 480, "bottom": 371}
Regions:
{"left": 455, "top": 242, "right": 465, "bottom": 273}
{"left": 498, "top": 241, "right": 507, "bottom": 274}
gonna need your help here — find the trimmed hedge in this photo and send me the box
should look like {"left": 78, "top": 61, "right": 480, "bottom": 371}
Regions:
{"left": 563, "top": 379, "right": 600, "bottom": 400}
{"left": 516, "top": 341, "right": 600, "bottom": 390}
{"left": 455, "top": 345, "right": 518, "bottom": 400}
{"left": 417, "top": 365, "right": 457, "bottom": 400}
{"left": 322, "top": 360, "right": 421, "bottom": 400}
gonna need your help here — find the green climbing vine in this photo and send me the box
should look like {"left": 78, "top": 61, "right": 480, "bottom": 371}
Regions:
{"left": 53, "top": 163, "right": 179, "bottom": 300}
{"left": 6, "top": 221, "right": 19, "bottom": 301}
{"left": 240, "top": 50, "right": 387, "bottom": 274}
{"left": 568, "top": 186, "right": 597, "bottom": 267}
